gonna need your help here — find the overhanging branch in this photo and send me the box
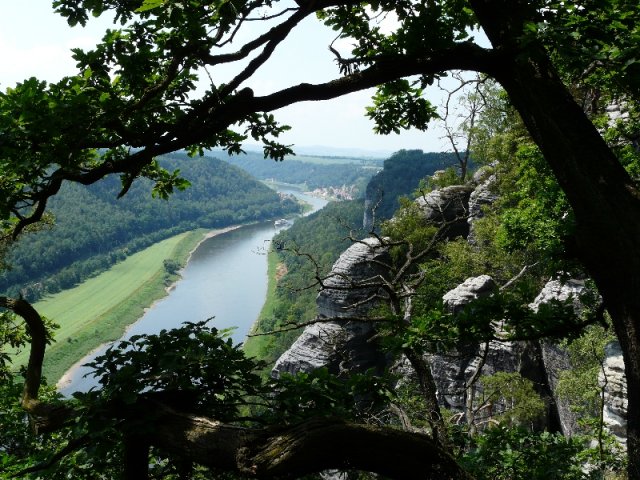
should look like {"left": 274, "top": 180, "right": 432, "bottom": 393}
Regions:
{"left": 248, "top": 43, "right": 498, "bottom": 113}
{"left": 12, "top": 42, "right": 497, "bottom": 239}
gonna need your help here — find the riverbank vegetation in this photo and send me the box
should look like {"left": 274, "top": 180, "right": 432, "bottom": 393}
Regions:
{"left": 243, "top": 249, "right": 280, "bottom": 361}
{"left": 12, "top": 229, "right": 208, "bottom": 383}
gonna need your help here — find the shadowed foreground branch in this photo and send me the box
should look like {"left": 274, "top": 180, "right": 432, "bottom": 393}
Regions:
{"left": 0, "top": 297, "right": 46, "bottom": 409}
{"left": 0, "top": 297, "right": 74, "bottom": 433}
{"left": 149, "top": 410, "right": 475, "bottom": 479}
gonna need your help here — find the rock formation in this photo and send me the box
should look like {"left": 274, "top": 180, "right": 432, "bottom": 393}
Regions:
{"left": 529, "top": 278, "right": 590, "bottom": 436}
{"left": 361, "top": 150, "right": 460, "bottom": 231}
{"left": 274, "top": 178, "right": 476, "bottom": 380}
{"left": 467, "top": 170, "right": 498, "bottom": 244}
{"left": 442, "top": 275, "right": 496, "bottom": 314}
{"left": 272, "top": 238, "right": 390, "bottom": 378}
{"left": 415, "top": 184, "right": 474, "bottom": 240}
{"left": 274, "top": 173, "right": 627, "bottom": 445}
{"left": 427, "top": 275, "right": 562, "bottom": 431}
{"left": 600, "top": 341, "right": 628, "bottom": 448}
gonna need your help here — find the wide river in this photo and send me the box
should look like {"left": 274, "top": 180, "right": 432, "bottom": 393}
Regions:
{"left": 60, "top": 189, "right": 328, "bottom": 394}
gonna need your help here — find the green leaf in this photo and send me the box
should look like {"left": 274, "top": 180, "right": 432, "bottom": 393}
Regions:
{"left": 135, "top": 0, "right": 164, "bottom": 13}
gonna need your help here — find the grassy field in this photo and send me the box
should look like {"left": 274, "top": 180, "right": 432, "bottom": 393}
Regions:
{"left": 243, "top": 250, "right": 280, "bottom": 361}
{"left": 263, "top": 179, "right": 308, "bottom": 191}
{"left": 12, "top": 229, "right": 207, "bottom": 383}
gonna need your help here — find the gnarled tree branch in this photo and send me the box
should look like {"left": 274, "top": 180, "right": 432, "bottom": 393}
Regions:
{"left": 0, "top": 297, "right": 46, "bottom": 410}
{"left": 149, "top": 409, "right": 475, "bottom": 479}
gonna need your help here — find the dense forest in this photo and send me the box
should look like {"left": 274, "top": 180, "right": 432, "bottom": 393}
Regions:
{"left": 219, "top": 149, "right": 378, "bottom": 195}
{"left": 0, "top": 154, "right": 300, "bottom": 300}
{"left": 363, "top": 149, "right": 463, "bottom": 224}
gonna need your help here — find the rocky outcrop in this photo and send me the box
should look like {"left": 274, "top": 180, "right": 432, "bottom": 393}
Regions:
{"left": 429, "top": 338, "right": 537, "bottom": 413}
{"left": 415, "top": 184, "right": 474, "bottom": 240}
{"left": 315, "top": 238, "right": 391, "bottom": 319}
{"left": 601, "top": 341, "right": 627, "bottom": 448}
{"left": 539, "top": 341, "right": 578, "bottom": 436}
{"left": 442, "top": 275, "right": 497, "bottom": 314}
{"left": 426, "top": 275, "right": 560, "bottom": 431}
{"left": 402, "top": 275, "right": 593, "bottom": 433}
{"left": 529, "top": 278, "right": 590, "bottom": 436}
{"left": 274, "top": 181, "right": 474, "bottom": 380}
{"left": 272, "top": 238, "right": 390, "bottom": 379}
{"left": 275, "top": 173, "right": 627, "bottom": 443}
{"left": 362, "top": 150, "right": 460, "bottom": 231}
{"left": 528, "top": 278, "right": 588, "bottom": 314}
{"left": 271, "top": 321, "right": 381, "bottom": 378}
{"left": 467, "top": 172, "right": 498, "bottom": 244}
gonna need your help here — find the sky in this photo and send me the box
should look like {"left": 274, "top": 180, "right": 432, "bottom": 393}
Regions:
{"left": 0, "top": 1, "right": 453, "bottom": 156}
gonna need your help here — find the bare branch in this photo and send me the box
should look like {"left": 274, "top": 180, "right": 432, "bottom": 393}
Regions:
{"left": 499, "top": 262, "right": 539, "bottom": 291}
{"left": 218, "top": 8, "right": 310, "bottom": 97}
{"left": 464, "top": 341, "right": 490, "bottom": 432}
{"left": 246, "top": 7, "right": 298, "bottom": 22}
{"left": 247, "top": 315, "right": 393, "bottom": 337}
{"left": 437, "top": 72, "right": 487, "bottom": 181}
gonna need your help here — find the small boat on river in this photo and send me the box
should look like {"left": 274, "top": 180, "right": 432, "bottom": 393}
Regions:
{"left": 274, "top": 218, "right": 291, "bottom": 227}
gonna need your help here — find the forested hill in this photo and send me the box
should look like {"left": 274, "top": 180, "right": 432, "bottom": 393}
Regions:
{"left": 0, "top": 155, "right": 300, "bottom": 300}
{"left": 364, "top": 150, "right": 462, "bottom": 225}
{"left": 215, "top": 150, "right": 379, "bottom": 194}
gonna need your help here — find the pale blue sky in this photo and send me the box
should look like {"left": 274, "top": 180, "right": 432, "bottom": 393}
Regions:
{"left": 0, "top": 1, "right": 451, "bottom": 154}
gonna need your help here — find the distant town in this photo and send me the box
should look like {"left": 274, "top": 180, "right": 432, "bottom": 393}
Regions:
{"left": 308, "top": 185, "right": 357, "bottom": 201}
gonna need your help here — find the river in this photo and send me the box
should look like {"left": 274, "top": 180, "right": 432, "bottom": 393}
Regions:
{"left": 59, "top": 188, "right": 328, "bottom": 395}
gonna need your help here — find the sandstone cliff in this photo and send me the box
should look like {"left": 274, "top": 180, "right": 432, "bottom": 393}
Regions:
{"left": 272, "top": 238, "right": 390, "bottom": 378}
{"left": 273, "top": 171, "right": 627, "bottom": 445}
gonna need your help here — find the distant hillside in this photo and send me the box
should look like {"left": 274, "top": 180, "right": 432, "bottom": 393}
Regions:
{"left": 230, "top": 144, "right": 391, "bottom": 160}
{"left": 214, "top": 150, "right": 378, "bottom": 195}
{"left": 363, "top": 150, "right": 461, "bottom": 228}
{"left": 1, "top": 155, "right": 300, "bottom": 300}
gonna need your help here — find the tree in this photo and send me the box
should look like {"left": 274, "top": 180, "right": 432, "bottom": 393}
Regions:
{"left": 2, "top": 0, "right": 640, "bottom": 477}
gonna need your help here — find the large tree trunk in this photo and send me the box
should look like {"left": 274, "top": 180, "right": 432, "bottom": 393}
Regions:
{"left": 470, "top": 1, "right": 640, "bottom": 477}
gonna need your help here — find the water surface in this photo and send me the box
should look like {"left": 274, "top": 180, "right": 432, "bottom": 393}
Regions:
{"left": 60, "top": 189, "right": 327, "bottom": 394}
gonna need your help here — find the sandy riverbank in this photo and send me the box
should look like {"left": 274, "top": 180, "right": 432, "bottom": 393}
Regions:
{"left": 55, "top": 344, "right": 106, "bottom": 391}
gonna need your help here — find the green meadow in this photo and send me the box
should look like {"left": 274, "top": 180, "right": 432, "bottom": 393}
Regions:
{"left": 243, "top": 249, "right": 280, "bottom": 360}
{"left": 12, "top": 229, "right": 207, "bottom": 383}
